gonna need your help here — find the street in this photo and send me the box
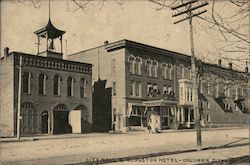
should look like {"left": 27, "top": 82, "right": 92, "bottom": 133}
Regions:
{"left": 0, "top": 128, "right": 249, "bottom": 165}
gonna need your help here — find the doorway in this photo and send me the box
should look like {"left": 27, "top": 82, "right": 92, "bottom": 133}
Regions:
{"left": 53, "top": 111, "right": 72, "bottom": 134}
{"left": 41, "top": 110, "right": 48, "bottom": 133}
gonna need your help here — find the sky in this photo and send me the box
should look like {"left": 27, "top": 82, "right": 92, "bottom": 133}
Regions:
{"left": 0, "top": 0, "right": 248, "bottom": 70}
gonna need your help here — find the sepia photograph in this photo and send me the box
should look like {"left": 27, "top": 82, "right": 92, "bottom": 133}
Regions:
{"left": 0, "top": 0, "right": 249, "bottom": 164}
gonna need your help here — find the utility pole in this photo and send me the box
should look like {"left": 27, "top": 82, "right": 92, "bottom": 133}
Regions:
{"left": 171, "top": 0, "right": 208, "bottom": 151}
{"left": 17, "top": 56, "right": 23, "bottom": 140}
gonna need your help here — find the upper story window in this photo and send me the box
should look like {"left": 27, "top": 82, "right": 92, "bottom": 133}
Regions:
{"left": 224, "top": 84, "right": 230, "bottom": 97}
{"left": 80, "top": 78, "right": 86, "bottom": 98}
{"left": 67, "top": 77, "right": 73, "bottom": 97}
{"left": 38, "top": 74, "right": 46, "bottom": 95}
{"left": 22, "top": 71, "right": 31, "bottom": 94}
{"left": 128, "top": 55, "right": 142, "bottom": 75}
{"left": 161, "top": 63, "right": 173, "bottom": 80}
{"left": 129, "top": 80, "right": 141, "bottom": 97}
{"left": 111, "top": 59, "right": 116, "bottom": 74}
{"left": 146, "top": 59, "right": 158, "bottom": 77}
{"left": 53, "top": 75, "right": 61, "bottom": 96}
{"left": 112, "top": 82, "right": 116, "bottom": 96}
{"left": 180, "top": 65, "right": 185, "bottom": 79}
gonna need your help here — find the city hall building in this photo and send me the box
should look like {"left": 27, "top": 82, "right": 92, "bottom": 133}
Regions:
{"left": 69, "top": 39, "right": 249, "bottom": 132}
{"left": 0, "top": 19, "right": 92, "bottom": 137}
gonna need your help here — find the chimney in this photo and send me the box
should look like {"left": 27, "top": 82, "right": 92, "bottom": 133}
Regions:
{"left": 104, "top": 41, "right": 109, "bottom": 45}
{"left": 218, "top": 59, "right": 221, "bottom": 67}
{"left": 228, "top": 63, "right": 232, "bottom": 70}
{"left": 245, "top": 67, "right": 248, "bottom": 73}
{"left": 4, "top": 47, "right": 9, "bottom": 59}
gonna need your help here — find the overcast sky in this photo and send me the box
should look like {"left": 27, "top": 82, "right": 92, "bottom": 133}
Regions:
{"left": 1, "top": 0, "right": 248, "bottom": 70}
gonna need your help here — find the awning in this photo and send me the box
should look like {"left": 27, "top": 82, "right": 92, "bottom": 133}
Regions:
{"left": 143, "top": 99, "right": 178, "bottom": 106}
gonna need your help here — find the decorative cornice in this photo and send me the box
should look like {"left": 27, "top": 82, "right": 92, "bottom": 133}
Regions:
{"left": 13, "top": 53, "right": 92, "bottom": 75}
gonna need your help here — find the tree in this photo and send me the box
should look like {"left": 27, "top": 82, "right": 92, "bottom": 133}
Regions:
{"left": 149, "top": 0, "right": 250, "bottom": 70}
{"left": 14, "top": 0, "right": 124, "bottom": 12}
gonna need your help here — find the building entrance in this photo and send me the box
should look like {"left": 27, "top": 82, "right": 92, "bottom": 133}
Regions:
{"left": 41, "top": 110, "right": 48, "bottom": 133}
{"left": 53, "top": 104, "right": 72, "bottom": 134}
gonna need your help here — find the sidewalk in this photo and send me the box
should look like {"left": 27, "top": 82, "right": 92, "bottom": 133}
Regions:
{"left": 1, "top": 126, "right": 247, "bottom": 143}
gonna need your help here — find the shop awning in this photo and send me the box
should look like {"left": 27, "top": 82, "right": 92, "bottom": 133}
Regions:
{"left": 234, "top": 100, "right": 249, "bottom": 113}
{"left": 143, "top": 99, "right": 178, "bottom": 107}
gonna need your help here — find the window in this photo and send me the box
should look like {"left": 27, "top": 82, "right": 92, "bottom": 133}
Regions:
{"left": 161, "top": 63, "right": 172, "bottom": 79}
{"left": 129, "top": 80, "right": 134, "bottom": 96}
{"left": 207, "top": 114, "right": 210, "bottom": 122}
{"left": 152, "top": 60, "right": 158, "bottom": 77}
{"left": 180, "top": 87, "right": 183, "bottom": 102}
{"left": 146, "top": 59, "right": 158, "bottom": 77}
{"left": 80, "top": 78, "right": 85, "bottom": 98}
{"left": 180, "top": 65, "right": 184, "bottom": 78}
{"left": 22, "top": 71, "right": 30, "bottom": 94}
{"left": 67, "top": 77, "right": 73, "bottom": 97}
{"left": 146, "top": 59, "right": 152, "bottom": 76}
{"left": 188, "top": 68, "right": 192, "bottom": 79}
{"left": 128, "top": 55, "right": 135, "bottom": 74}
{"left": 128, "top": 55, "right": 142, "bottom": 75}
{"left": 129, "top": 81, "right": 141, "bottom": 97}
{"left": 135, "top": 57, "right": 142, "bottom": 75}
{"left": 200, "top": 81, "right": 203, "bottom": 94}
{"left": 207, "top": 101, "right": 211, "bottom": 109}
{"left": 112, "top": 82, "right": 116, "bottom": 96}
{"left": 53, "top": 75, "right": 60, "bottom": 96}
{"left": 169, "top": 64, "right": 173, "bottom": 80}
{"left": 111, "top": 59, "right": 116, "bottom": 74}
{"left": 38, "top": 74, "right": 46, "bottom": 95}
{"left": 207, "top": 82, "right": 211, "bottom": 95}
{"left": 135, "top": 81, "right": 141, "bottom": 97}
{"left": 131, "top": 106, "right": 141, "bottom": 116}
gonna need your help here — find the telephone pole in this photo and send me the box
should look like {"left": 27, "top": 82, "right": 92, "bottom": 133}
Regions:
{"left": 171, "top": 0, "right": 208, "bottom": 151}
{"left": 17, "top": 56, "right": 23, "bottom": 140}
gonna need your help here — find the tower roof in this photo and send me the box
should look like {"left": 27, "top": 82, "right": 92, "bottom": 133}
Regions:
{"left": 34, "top": 19, "right": 65, "bottom": 39}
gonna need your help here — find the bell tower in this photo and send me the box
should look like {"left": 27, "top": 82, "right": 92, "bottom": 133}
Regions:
{"left": 34, "top": 0, "right": 65, "bottom": 59}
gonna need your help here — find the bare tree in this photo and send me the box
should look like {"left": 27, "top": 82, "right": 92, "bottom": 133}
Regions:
{"left": 151, "top": 0, "right": 249, "bottom": 69}
{"left": 13, "top": 0, "right": 124, "bottom": 12}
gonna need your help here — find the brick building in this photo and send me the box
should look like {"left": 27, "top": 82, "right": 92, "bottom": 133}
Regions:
{"left": 0, "top": 19, "right": 92, "bottom": 137}
{"left": 69, "top": 39, "right": 249, "bottom": 132}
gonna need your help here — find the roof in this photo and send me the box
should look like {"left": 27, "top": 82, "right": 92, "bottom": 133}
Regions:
{"left": 34, "top": 19, "right": 65, "bottom": 39}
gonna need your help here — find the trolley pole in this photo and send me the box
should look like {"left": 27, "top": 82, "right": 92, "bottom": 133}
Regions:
{"left": 171, "top": 0, "right": 208, "bottom": 151}
{"left": 17, "top": 56, "right": 22, "bottom": 140}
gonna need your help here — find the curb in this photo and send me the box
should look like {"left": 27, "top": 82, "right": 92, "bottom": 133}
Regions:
{"left": 1, "top": 126, "right": 248, "bottom": 143}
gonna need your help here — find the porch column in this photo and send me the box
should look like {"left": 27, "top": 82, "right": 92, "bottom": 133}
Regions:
{"left": 140, "top": 107, "right": 143, "bottom": 128}
{"left": 181, "top": 107, "right": 184, "bottom": 123}
{"left": 177, "top": 108, "right": 180, "bottom": 122}
{"left": 51, "top": 111, "right": 54, "bottom": 134}
{"left": 48, "top": 110, "right": 51, "bottom": 134}
{"left": 187, "top": 108, "right": 191, "bottom": 128}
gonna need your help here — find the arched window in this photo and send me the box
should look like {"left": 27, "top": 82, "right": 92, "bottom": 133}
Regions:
{"left": 128, "top": 55, "right": 142, "bottom": 75}
{"left": 80, "top": 78, "right": 86, "bottom": 98}
{"left": 161, "top": 62, "right": 168, "bottom": 79}
{"left": 146, "top": 59, "right": 152, "bottom": 76}
{"left": 22, "top": 71, "right": 30, "bottom": 94}
{"left": 168, "top": 64, "right": 173, "bottom": 80}
{"left": 152, "top": 60, "right": 158, "bottom": 77}
{"left": 67, "top": 77, "right": 73, "bottom": 97}
{"left": 53, "top": 75, "right": 60, "bottom": 96}
{"left": 135, "top": 57, "right": 142, "bottom": 75}
{"left": 128, "top": 55, "right": 135, "bottom": 74}
{"left": 38, "top": 74, "right": 46, "bottom": 95}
